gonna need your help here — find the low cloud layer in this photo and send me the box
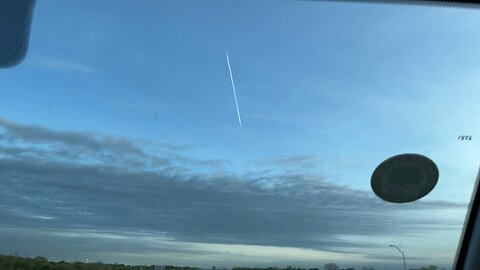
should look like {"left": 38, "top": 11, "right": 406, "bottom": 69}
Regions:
{"left": 0, "top": 117, "right": 467, "bottom": 261}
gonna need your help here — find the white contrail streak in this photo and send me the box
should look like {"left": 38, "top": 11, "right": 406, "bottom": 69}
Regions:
{"left": 226, "top": 50, "right": 243, "bottom": 128}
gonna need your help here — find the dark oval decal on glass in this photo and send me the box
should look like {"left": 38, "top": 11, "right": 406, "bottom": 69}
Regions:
{"left": 371, "top": 153, "right": 439, "bottom": 203}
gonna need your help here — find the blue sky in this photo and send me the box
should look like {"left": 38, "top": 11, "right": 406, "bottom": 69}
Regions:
{"left": 1, "top": 1, "right": 480, "bottom": 269}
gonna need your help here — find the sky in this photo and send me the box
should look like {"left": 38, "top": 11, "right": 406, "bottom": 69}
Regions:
{"left": 1, "top": 0, "right": 480, "bottom": 269}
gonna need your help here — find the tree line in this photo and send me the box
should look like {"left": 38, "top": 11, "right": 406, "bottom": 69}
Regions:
{"left": 234, "top": 264, "right": 444, "bottom": 270}
{"left": 0, "top": 254, "right": 445, "bottom": 270}
{"left": 0, "top": 255, "right": 194, "bottom": 270}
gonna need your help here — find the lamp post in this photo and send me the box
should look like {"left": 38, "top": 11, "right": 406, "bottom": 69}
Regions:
{"left": 389, "top": 244, "right": 407, "bottom": 270}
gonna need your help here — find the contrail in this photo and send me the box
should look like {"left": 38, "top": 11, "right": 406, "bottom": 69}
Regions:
{"left": 226, "top": 50, "right": 243, "bottom": 128}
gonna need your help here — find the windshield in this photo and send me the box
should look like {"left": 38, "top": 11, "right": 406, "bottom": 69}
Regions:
{"left": 1, "top": 1, "right": 479, "bottom": 270}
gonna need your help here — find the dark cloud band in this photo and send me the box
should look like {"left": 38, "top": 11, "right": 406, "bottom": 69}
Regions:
{"left": 0, "top": 117, "right": 466, "bottom": 252}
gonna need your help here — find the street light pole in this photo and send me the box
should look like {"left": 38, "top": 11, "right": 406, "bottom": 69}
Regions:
{"left": 390, "top": 245, "right": 407, "bottom": 270}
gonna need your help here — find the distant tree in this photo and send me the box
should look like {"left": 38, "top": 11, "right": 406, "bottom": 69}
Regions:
{"left": 33, "top": 256, "right": 50, "bottom": 270}
{"left": 361, "top": 267, "right": 375, "bottom": 270}
{"left": 416, "top": 266, "right": 437, "bottom": 270}
{"left": 14, "top": 260, "right": 32, "bottom": 270}
{"left": 323, "top": 263, "right": 339, "bottom": 270}
{"left": 410, "top": 266, "right": 439, "bottom": 270}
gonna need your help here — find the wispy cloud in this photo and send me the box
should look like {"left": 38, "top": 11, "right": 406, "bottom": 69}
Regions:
{"left": 32, "top": 56, "right": 99, "bottom": 73}
{"left": 254, "top": 155, "right": 320, "bottom": 170}
{"left": 0, "top": 117, "right": 224, "bottom": 172}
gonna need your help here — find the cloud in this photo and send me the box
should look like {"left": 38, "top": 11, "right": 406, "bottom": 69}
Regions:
{"left": 32, "top": 56, "right": 99, "bottom": 73}
{"left": 363, "top": 254, "right": 427, "bottom": 262}
{"left": 256, "top": 155, "right": 320, "bottom": 169}
{"left": 0, "top": 117, "right": 223, "bottom": 172}
{"left": 0, "top": 116, "right": 467, "bottom": 264}
{"left": 0, "top": 117, "right": 142, "bottom": 154}
{"left": 0, "top": 227, "right": 366, "bottom": 267}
